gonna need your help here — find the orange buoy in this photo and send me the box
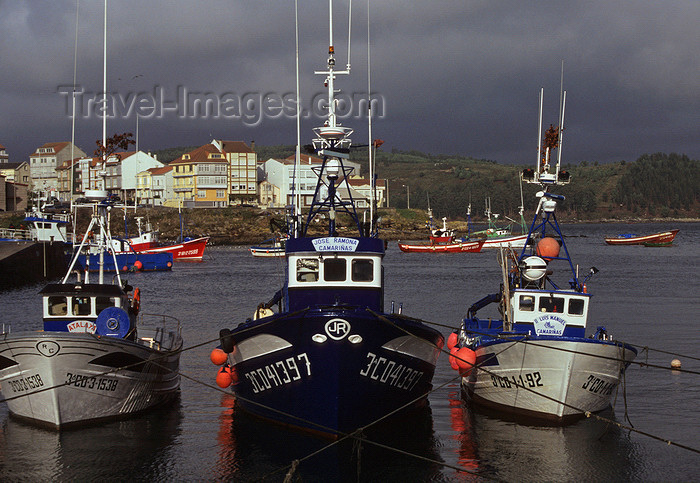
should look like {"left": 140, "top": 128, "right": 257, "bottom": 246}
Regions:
{"left": 447, "top": 332, "right": 459, "bottom": 350}
{"left": 210, "top": 348, "right": 228, "bottom": 365}
{"left": 455, "top": 347, "right": 476, "bottom": 373}
{"left": 449, "top": 347, "right": 460, "bottom": 370}
{"left": 122, "top": 266, "right": 128, "bottom": 272}
{"left": 536, "top": 237, "right": 560, "bottom": 261}
{"left": 133, "top": 260, "right": 143, "bottom": 271}
{"left": 216, "top": 366, "right": 232, "bottom": 388}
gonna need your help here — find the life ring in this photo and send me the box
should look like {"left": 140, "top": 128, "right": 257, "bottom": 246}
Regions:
{"left": 132, "top": 287, "right": 141, "bottom": 314}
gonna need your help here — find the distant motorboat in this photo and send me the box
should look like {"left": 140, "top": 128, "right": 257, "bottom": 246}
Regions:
{"left": 249, "top": 235, "right": 287, "bottom": 258}
{"left": 398, "top": 239, "right": 485, "bottom": 253}
{"left": 604, "top": 229, "right": 679, "bottom": 246}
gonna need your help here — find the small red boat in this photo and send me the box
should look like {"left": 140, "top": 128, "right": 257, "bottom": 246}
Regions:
{"left": 398, "top": 239, "right": 485, "bottom": 253}
{"left": 139, "top": 236, "right": 210, "bottom": 261}
{"left": 604, "top": 229, "right": 679, "bottom": 246}
{"left": 121, "top": 217, "right": 210, "bottom": 260}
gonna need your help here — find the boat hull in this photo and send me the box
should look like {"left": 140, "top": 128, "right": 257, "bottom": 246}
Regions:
{"left": 0, "top": 329, "right": 182, "bottom": 429}
{"left": 139, "top": 236, "right": 210, "bottom": 261}
{"left": 461, "top": 337, "right": 636, "bottom": 422}
{"left": 249, "top": 246, "right": 285, "bottom": 257}
{"left": 479, "top": 233, "right": 529, "bottom": 249}
{"left": 77, "top": 252, "right": 173, "bottom": 272}
{"left": 398, "top": 239, "right": 484, "bottom": 253}
{"left": 224, "top": 308, "right": 443, "bottom": 436}
{"left": 604, "top": 229, "right": 679, "bottom": 246}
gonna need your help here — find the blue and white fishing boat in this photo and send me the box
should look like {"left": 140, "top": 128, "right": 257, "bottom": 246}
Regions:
{"left": 213, "top": 1, "right": 443, "bottom": 437}
{"left": 450, "top": 88, "right": 637, "bottom": 423}
{"left": 0, "top": 192, "right": 182, "bottom": 429}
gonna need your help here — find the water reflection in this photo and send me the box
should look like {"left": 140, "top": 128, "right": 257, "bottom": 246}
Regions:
{"left": 0, "top": 398, "right": 183, "bottom": 481}
{"left": 214, "top": 393, "right": 443, "bottom": 482}
{"left": 446, "top": 389, "right": 641, "bottom": 481}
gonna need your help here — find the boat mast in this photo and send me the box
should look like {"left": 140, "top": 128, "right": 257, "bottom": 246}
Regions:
{"left": 292, "top": 0, "right": 301, "bottom": 237}
{"left": 102, "top": 0, "right": 107, "bottom": 179}
{"left": 366, "top": 0, "right": 374, "bottom": 236}
{"left": 70, "top": 0, "right": 79, "bottom": 219}
{"left": 304, "top": 0, "right": 360, "bottom": 236}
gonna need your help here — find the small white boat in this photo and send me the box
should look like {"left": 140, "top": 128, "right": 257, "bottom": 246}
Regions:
{"left": 249, "top": 236, "right": 287, "bottom": 258}
{"left": 0, "top": 195, "right": 182, "bottom": 429}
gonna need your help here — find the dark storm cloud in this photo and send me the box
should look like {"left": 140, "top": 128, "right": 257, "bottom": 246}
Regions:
{"left": 1, "top": 0, "right": 697, "bottom": 165}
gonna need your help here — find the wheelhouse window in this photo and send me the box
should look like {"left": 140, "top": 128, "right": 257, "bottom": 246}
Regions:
{"left": 48, "top": 296, "right": 68, "bottom": 316}
{"left": 539, "top": 296, "right": 565, "bottom": 313}
{"left": 568, "top": 298, "right": 585, "bottom": 315}
{"left": 73, "top": 296, "right": 91, "bottom": 316}
{"left": 96, "top": 296, "right": 115, "bottom": 314}
{"left": 296, "top": 258, "right": 319, "bottom": 282}
{"left": 351, "top": 259, "right": 373, "bottom": 282}
{"left": 519, "top": 295, "right": 535, "bottom": 312}
{"left": 324, "top": 258, "right": 346, "bottom": 282}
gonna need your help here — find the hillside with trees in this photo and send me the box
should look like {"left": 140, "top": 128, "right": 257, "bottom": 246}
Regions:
{"left": 149, "top": 144, "right": 699, "bottom": 222}
{"left": 355, "top": 149, "right": 699, "bottom": 222}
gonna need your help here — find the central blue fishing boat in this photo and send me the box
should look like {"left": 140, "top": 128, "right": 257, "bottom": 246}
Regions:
{"left": 214, "top": 1, "right": 443, "bottom": 437}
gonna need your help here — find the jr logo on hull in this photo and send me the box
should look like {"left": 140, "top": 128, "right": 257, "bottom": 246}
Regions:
{"left": 325, "top": 318, "right": 351, "bottom": 340}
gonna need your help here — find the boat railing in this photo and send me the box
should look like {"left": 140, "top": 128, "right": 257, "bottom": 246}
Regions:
{"left": 136, "top": 313, "right": 182, "bottom": 351}
{"left": 137, "top": 312, "right": 182, "bottom": 335}
{"left": 0, "top": 227, "right": 32, "bottom": 240}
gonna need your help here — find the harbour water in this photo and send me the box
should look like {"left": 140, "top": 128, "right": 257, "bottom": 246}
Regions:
{"left": 1, "top": 222, "right": 698, "bottom": 481}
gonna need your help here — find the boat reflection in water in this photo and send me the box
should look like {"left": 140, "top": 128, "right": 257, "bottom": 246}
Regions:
{"left": 214, "top": 394, "right": 442, "bottom": 481}
{"left": 447, "top": 392, "right": 639, "bottom": 481}
{"left": 0, "top": 398, "right": 182, "bottom": 481}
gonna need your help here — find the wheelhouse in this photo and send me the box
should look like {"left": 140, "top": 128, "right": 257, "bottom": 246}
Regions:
{"left": 285, "top": 237, "right": 384, "bottom": 312}
{"left": 40, "top": 283, "right": 130, "bottom": 332}
{"left": 510, "top": 289, "right": 590, "bottom": 338}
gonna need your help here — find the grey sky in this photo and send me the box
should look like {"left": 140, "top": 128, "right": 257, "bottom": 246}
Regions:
{"left": 1, "top": 0, "right": 698, "bottom": 165}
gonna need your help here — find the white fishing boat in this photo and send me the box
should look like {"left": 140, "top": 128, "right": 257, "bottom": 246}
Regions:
{"left": 0, "top": 2, "right": 182, "bottom": 429}
{"left": 0, "top": 193, "right": 183, "bottom": 429}
{"left": 448, "top": 87, "right": 636, "bottom": 423}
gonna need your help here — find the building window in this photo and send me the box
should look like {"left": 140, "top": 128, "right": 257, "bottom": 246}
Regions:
{"left": 197, "top": 190, "right": 206, "bottom": 198}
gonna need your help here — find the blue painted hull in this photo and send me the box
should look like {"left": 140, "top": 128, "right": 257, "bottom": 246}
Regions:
{"left": 226, "top": 307, "right": 443, "bottom": 436}
{"left": 76, "top": 252, "right": 173, "bottom": 272}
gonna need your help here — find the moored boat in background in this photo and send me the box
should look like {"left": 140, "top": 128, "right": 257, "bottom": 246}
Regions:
{"left": 249, "top": 235, "right": 287, "bottom": 257}
{"left": 398, "top": 238, "right": 485, "bottom": 253}
{"left": 120, "top": 212, "right": 210, "bottom": 261}
{"left": 604, "top": 229, "right": 679, "bottom": 246}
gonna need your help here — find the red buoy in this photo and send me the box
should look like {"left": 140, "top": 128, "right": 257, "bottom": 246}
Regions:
{"left": 449, "top": 347, "right": 460, "bottom": 370}
{"left": 536, "top": 237, "right": 560, "bottom": 261}
{"left": 216, "top": 366, "right": 232, "bottom": 388}
{"left": 133, "top": 260, "right": 144, "bottom": 271}
{"left": 455, "top": 347, "right": 476, "bottom": 373}
{"left": 210, "top": 348, "right": 227, "bottom": 366}
{"left": 447, "top": 332, "right": 459, "bottom": 350}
